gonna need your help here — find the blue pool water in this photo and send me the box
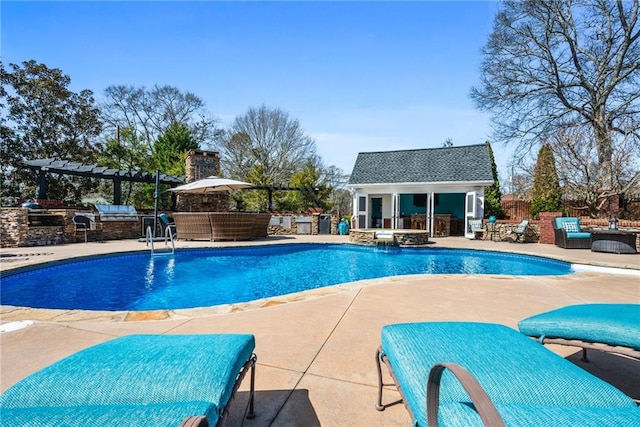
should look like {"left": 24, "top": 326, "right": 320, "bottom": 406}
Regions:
{"left": 1, "top": 244, "right": 572, "bottom": 311}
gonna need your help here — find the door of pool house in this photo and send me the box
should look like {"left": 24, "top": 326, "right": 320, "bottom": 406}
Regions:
{"left": 371, "top": 198, "right": 382, "bottom": 228}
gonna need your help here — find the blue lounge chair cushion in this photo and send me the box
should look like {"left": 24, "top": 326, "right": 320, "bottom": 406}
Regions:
{"left": 380, "top": 322, "right": 638, "bottom": 427}
{"left": 518, "top": 304, "right": 640, "bottom": 350}
{"left": 1, "top": 334, "right": 255, "bottom": 425}
{"left": 438, "top": 402, "right": 640, "bottom": 427}
{"left": 1, "top": 401, "right": 218, "bottom": 427}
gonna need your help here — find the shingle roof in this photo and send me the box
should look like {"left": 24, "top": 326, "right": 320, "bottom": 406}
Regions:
{"left": 348, "top": 144, "right": 494, "bottom": 185}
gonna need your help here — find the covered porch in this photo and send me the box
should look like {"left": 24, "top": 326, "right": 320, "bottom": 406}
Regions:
{"left": 350, "top": 185, "right": 486, "bottom": 239}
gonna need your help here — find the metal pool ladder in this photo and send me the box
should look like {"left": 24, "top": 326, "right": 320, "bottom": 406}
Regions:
{"left": 146, "top": 225, "right": 175, "bottom": 256}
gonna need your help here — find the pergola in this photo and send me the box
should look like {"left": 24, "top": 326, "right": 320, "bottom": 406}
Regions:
{"left": 24, "top": 159, "right": 184, "bottom": 205}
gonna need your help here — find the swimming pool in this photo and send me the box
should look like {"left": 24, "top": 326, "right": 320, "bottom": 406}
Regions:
{"left": 1, "top": 244, "right": 573, "bottom": 311}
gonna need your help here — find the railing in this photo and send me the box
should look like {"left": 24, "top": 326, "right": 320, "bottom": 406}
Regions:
{"left": 146, "top": 225, "right": 175, "bottom": 256}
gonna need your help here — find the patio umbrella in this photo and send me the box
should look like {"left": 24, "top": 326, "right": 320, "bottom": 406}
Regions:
{"left": 169, "top": 176, "right": 254, "bottom": 194}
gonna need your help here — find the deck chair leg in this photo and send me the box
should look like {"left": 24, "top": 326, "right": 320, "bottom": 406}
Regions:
{"left": 581, "top": 348, "right": 590, "bottom": 362}
{"left": 375, "top": 347, "right": 385, "bottom": 411}
{"left": 246, "top": 355, "right": 256, "bottom": 419}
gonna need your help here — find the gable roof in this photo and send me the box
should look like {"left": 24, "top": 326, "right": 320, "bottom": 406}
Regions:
{"left": 348, "top": 144, "right": 494, "bottom": 185}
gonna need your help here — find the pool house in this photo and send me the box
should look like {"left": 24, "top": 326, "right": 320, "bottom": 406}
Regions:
{"left": 347, "top": 144, "right": 495, "bottom": 239}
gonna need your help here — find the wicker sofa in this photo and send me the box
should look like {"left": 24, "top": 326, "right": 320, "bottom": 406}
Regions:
{"left": 553, "top": 217, "right": 591, "bottom": 249}
{"left": 172, "top": 212, "right": 271, "bottom": 241}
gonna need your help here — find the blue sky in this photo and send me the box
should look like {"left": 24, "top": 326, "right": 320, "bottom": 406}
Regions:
{"left": 2, "top": 1, "right": 513, "bottom": 183}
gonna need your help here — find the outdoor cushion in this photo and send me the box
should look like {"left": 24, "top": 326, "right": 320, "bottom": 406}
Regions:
{"left": 1, "top": 401, "right": 218, "bottom": 427}
{"left": 1, "top": 334, "right": 256, "bottom": 426}
{"left": 518, "top": 304, "right": 640, "bottom": 351}
{"left": 562, "top": 222, "right": 579, "bottom": 232}
{"left": 554, "top": 217, "right": 581, "bottom": 230}
{"left": 378, "top": 322, "right": 639, "bottom": 427}
{"left": 437, "top": 402, "right": 640, "bottom": 427}
{"left": 565, "top": 231, "right": 591, "bottom": 239}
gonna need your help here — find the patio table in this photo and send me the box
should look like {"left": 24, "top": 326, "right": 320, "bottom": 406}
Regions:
{"left": 591, "top": 230, "right": 638, "bottom": 254}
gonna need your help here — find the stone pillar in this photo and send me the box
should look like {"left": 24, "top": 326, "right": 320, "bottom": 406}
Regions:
{"left": 539, "top": 212, "right": 563, "bottom": 244}
{"left": 177, "top": 150, "right": 229, "bottom": 212}
{"left": 185, "top": 149, "right": 220, "bottom": 182}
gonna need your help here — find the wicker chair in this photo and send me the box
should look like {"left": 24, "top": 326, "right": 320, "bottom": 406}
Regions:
{"left": 553, "top": 217, "right": 591, "bottom": 249}
{"left": 209, "top": 213, "right": 255, "bottom": 241}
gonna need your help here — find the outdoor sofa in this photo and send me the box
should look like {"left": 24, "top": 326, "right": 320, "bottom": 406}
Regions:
{"left": 553, "top": 216, "right": 591, "bottom": 249}
{"left": 0, "top": 334, "right": 257, "bottom": 427}
{"left": 172, "top": 212, "right": 271, "bottom": 241}
{"left": 518, "top": 303, "right": 640, "bottom": 361}
{"left": 376, "top": 321, "right": 640, "bottom": 426}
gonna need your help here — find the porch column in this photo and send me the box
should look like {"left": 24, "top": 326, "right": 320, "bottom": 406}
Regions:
{"left": 428, "top": 192, "right": 435, "bottom": 237}
{"left": 392, "top": 192, "right": 399, "bottom": 229}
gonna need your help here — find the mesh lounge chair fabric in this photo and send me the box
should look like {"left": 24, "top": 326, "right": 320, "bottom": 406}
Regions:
{"left": 1, "top": 334, "right": 256, "bottom": 427}
{"left": 376, "top": 322, "right": 640, "bottom": 427}
{"left": 518, "top": 304, "right": 640, "bottom": 360}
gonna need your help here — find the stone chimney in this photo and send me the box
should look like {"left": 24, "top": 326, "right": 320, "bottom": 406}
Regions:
{"left": 176, "top": 150, "right": 229, "bottom": 212}
{"left": 185, "top": 149, "right": 220, "bottom": 183}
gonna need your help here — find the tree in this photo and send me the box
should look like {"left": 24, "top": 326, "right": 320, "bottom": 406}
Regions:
{"left": 1, "top": 60, "right": 102, "bottom": 202}
{"left": 100, "top": 84, "right": 218, "bottom": 152}
{"left": 471, "top": 0, "right": 640, "bottom": 189}
{"left": 278, "top": 160, "right": 331, "bottom": 212}
{"left": 483, "top": 141, "right": 505, "bottom": 219}
{"left": 98, "top": 126, "right": 151, "bottom": 206}
{"left": 216, "top": 105, "right": 318, "bottom": 185}
{"left": 530, "top": 144, "right": 564, "bottom": 218}
{"left": 549, "top": 124, "right": 639, "bottom": 217}
{"left": 153, "top": 121, "right": 199, "bottom": 176}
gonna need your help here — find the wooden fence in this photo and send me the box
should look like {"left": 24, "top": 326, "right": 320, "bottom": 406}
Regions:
{"left": 501, "top": 196, "right": 640, "bottom": 221}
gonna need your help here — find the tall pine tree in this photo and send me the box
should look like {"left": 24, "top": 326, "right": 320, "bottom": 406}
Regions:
{"left": 483, "top": 141, "right": 504, "bottom": 219}
{"left": 530, "top": 144, "right": 564, "bottom": 219}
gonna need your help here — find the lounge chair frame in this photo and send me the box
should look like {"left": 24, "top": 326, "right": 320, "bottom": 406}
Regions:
{"left": 376, "top": 348, "right": 506, "bottom": 426}
{"left": 181, "top": 353, "right": 257, "bottom": 427}
{"left": 534, "top": 337, "right": 640, "bottom": 362}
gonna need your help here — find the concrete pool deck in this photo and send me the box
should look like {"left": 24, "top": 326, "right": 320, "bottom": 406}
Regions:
{"left": 1, "top": 235, "right": 639, "bottom": 425}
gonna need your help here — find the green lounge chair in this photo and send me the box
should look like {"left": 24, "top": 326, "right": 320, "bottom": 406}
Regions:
{"left": 1, "top": 334, "right": 256, "bottom": 427}
{"left": 376, "top": 322, "right": 640, "bottom": 426}
{"left": 518, "top": 304, "right": 640, "bottom": 361}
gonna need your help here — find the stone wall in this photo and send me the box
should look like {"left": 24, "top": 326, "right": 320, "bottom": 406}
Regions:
{"left": 1, "top": 207, "right": 157, "bottom": 247}
{"left": 0, "top": 208, "right": 29, "bottom": 247}
{"left": 267, "top": 213, "right": 338, "bottom": 236}
{"left": 349, "top": 230, "right": 430, "bottom": 246}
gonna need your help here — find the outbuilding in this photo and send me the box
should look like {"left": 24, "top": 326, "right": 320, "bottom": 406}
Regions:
{"left": 347, "top": 144, "right": 494, "bottom": 238}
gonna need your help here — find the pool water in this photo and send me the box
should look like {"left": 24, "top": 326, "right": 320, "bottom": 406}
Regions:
{"left": 0, "top": 244, "right": 573, "bottom": 311}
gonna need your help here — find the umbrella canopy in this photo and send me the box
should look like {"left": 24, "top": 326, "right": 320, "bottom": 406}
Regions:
{"left": 169, "top": 176, "right": 254, "bottom": 194}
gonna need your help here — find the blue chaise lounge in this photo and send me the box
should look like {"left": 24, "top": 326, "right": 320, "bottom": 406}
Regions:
{"left": 553, "top": 216, "right": 591, "bottom": 249}
{"left": 518, "top": 303, "right": 640, "bottom": 361}
{"left": 0, "top": 334, "right": 257, "bottom": 427}
{"left": 376, "top": 322, "right": 640, "bottom": 426}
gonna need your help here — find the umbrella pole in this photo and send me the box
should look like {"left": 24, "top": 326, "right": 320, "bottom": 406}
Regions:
{"left": 153, "top": 170, "right": 160, "bottom": 238}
